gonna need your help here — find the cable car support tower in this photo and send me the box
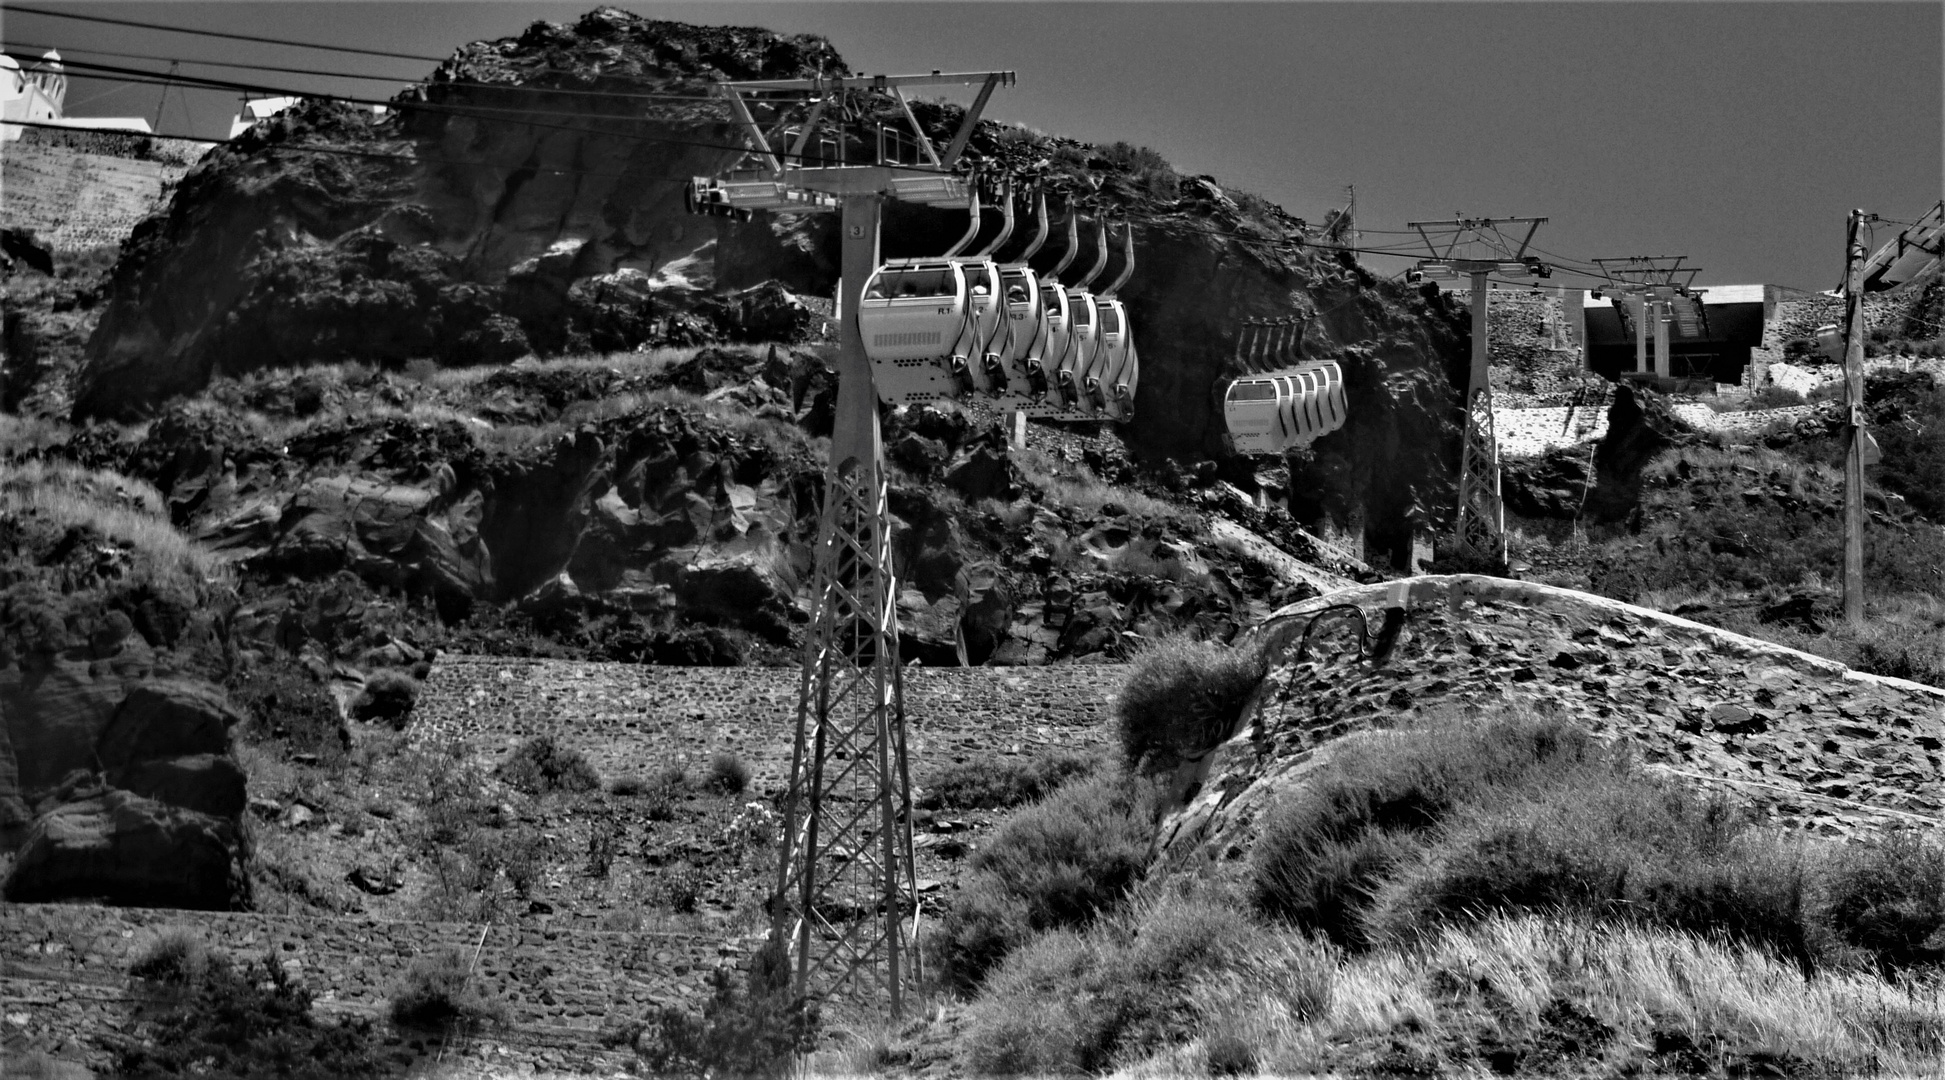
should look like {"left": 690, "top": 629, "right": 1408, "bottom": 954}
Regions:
{"left": 1406, "top": 216, "right": 1550, "bottom": 568}
{"left": 697, "top": 70, "right": 1014, "bottom": 1019}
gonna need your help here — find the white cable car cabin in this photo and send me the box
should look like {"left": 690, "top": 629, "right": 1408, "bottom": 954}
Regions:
{"left": 1223, "top": 359, "right": 1348, "bottom": 455}
{"left": 1021, "top": 277, "right": 1072, "bottom": 406}
{"left": 1054, "top": 288, "right": 1102, "bottom": 415}
{"left": 859, "top": 259, "right": 981, "bottom": 405}
{"left": 957, "top": 259, "right": 1006, "bottom": 394}
{"left": 988, "top": 265, "right": 1041, "bottom": 397}
{"left": 1089, "top": 297, "right": 1136, "bottom": 420}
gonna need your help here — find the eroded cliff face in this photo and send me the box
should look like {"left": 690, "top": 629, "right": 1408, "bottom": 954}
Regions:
{"left": 72, "top": 7, "right": 1471, "bottom": 555}
{"left": 75, "top": 9, "right": 842, "bottom": 417}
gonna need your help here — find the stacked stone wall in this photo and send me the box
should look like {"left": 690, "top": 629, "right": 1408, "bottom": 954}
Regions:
{"left": 1, "top": 137, "right": 195, "bottom": 252}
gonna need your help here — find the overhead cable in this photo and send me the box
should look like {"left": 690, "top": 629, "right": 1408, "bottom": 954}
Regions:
{"left": 6, "top": 3, "right": 450, "bottom": 64}
{"left": 2, "top": 38, "right": 777, "bottom": 103}
{"left": 42, "top": 55, "right": 842, "bottom": 166}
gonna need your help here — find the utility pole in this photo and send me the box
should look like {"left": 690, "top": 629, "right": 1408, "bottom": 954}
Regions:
{"left": 699, "top": 70, "right": 1014, "bottom": 1019}
{"left": 1842, "top": 208, "right": 1868, "bottom": 625}
{"left": 1407, "top": 216, "right": 1551, "bottom": 568}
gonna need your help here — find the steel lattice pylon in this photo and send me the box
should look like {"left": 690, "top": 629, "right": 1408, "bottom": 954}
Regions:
{"left": 1454, "top": 384, "right": 1505, "bottom": 564}
{"left": 703, "top": 71, "right": 1015, "bottom": 1021}
{"left": 771, "top": 448, "right": 919, "bottom": 1012}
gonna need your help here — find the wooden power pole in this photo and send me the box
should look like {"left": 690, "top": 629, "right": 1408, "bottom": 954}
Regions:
{"left": 1842, "top": 209, "right": 1868, "bottom": 625}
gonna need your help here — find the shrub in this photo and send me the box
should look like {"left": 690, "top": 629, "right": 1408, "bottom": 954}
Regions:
{"left": 119, "top": 950, "right": 385, "bottom": 1080}
{"left": 1749, "top": 384, "right": 1807, "bottom": 409}
{"left": 388, "top": 947, "right": 508, "bottom": 1032}
{"left": 636, "top": 940, "right": 819, "bottom": 1080}
{"left": 704, "top": 750, "right": 750, "bottom": 796}
{"left": 1364, "top": 773, "right": 1814, "bottom": 969}
{"left": 917, "top": 750, "right": 1096, "bottom": 811}
{"left": 1116, "top": 635, "right": 1268, "bottom": 771}
{"left": 1251, "top": 710, "right": 1604, "bottom": 947}
{"left": 1810, "top": 829, "right": 1945, "bottom": 971}
{"left": 661, "top": 862, "right": 707, "bottom": 914}
{"left": 964, "top": 890, "right": 1298, "bottom": 1076}
{"left": 934, "top": 767, "right": 1157, "bottom": 991}
{"left": 128, "top": 928, "right": 208, "bottom": 983}
{"left": 496, "top": 735, "right": 601, "bottom": 795}
{"left": 352, "top": 669, "right": 419, "bottom": 727}
{"left": 609, "top": 775, "right": 649, "bottom": 797}
{"left": 228, "top": 660, "right": 350, "bottom": 763}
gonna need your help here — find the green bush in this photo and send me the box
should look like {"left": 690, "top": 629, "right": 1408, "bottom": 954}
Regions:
{"left": 933, "top": 767, "right": 1157, "bottom": 991}
{"left": 1253, "top": 709, "right": 1822, "bottom": 969}
{"left": 1251, "top": 711, "right": 1604, "bottom": 947}
{"left": 388, "top": 947, "right": 507, "bottom": 1032}
{"left": 637, "top": 940, "right": 818, "bottom": 1080}
{"left": 1810, "top": 829, "right": 1945, "bottom": 972}
{"left": 1116, "top": 635, "right": 1268, "bottom": 771}
{"left": 127, "top": 928, "right": 208, "bottom": 984}
{"left": 1364, "top": 773, "right": 1814, "bottom": 969}
{"left": 228, "top": 660, "right": 349, "bottom": 763}
{"left": 120, "top": 950, "right": 386, "bottom": 1079}
{"left": 704, "top": 750, "right": 750, "bottom": 796}
{"left": 964, "top": 891, "right": 1311, "bottom": 1076}
{"left": 352, "top": 669, "right": 420, "bottom": 727}
{"left": 496, "top": 735, "right": 601, "bottom": 795}
{"left": 918, "top": 750, "right": 1096, "bottom": 811}
{"left": 1749, "top": 384, "right": 1807, "bottom": 409}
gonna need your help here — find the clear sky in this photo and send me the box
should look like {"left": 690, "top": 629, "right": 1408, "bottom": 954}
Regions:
{"left": 4, "top": 2, "right": 1939, "bottom": 291}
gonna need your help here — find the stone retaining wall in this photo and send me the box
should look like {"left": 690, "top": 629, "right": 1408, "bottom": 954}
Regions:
{"left": 1, "top": 141, "right": 189, "bottom": 252}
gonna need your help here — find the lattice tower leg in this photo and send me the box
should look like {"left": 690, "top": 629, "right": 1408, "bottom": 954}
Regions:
{"left": 1455, "top": 270, "right": 1506, "bottom": 566}
{"left": 769, "top": 191, "right": 918, "bottom": 1019}
{"left": 1455, "top": 387, "right": 1506, "bottom": 565}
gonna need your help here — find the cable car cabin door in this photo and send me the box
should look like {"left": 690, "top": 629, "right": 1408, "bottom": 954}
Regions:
{"left": 1089, "top": 298, "right": 1130, "bottom": 413}
{"left": 1054, "top": 290, "right": 1102, "bottom": 417}
{"left": 859, "top": 260, "right": 975, "bottom": 406}
{"left": 956, "top": 259, "right": 1005, "bottom": 394}
{"left": 993, "top": 266, "right": 1043, "bottom": 399}
{"left": 1225, "top": 376, "right": 1287, "bottom": 454}
{"left": 1018, "top": 279, "right": 1071, "bottom": 408}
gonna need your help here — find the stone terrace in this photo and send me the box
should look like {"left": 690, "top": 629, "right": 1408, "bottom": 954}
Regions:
{"left": 412, "top": 659, "right": 1129, "bottom": 797}
{"left": 4, "top": 661, "right": 1129, "bottom": 1077}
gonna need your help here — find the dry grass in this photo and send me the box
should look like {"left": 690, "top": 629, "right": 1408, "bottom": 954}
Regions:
{"left": 0, "top": 413, "right": 75, "bottom": 457}
{"left": 425, "top": 346, "right": 695, "bottom": 392}
{"left": 1013, "top": 446, "right": 1182, "bottom": 520}
{"left": 1111, "top": 914, "right": 1945, "bottom": 1078}
{"left": 0, "top": 459, "right": 227, "bottom": 583}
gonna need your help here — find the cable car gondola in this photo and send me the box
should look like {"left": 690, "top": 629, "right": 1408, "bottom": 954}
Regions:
{"left": 859, "top": 184, "right": 1012, "bottom": 405}
{"left": 1086, "top": 224, "right": 1139, "bottom": 421}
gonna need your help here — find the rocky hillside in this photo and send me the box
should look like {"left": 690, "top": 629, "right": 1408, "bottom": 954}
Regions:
{"left": 64, "top": 7, "right": 1470, "bottom": 563}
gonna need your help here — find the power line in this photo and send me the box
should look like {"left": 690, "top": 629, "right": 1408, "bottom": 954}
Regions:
{"left": 2, "top": 39, "right": 760, "bottom": 103}
{"left": 6, "top": 3, "right": 450, "bottom": 64}
{"left": 42, "top": 55, "right": 838, "bottom": 166}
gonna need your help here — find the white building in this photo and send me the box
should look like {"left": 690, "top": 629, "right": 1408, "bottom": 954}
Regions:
{"left": 229, "top": 95, "right": 388, "bottom": 139}
{"left": 2, "top": 49, "right": 153, "bottom": 140}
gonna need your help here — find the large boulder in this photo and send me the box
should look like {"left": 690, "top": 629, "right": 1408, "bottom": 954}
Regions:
{"left": 110, "top": 754, "right": 249, "bottom": 820}
{"left": 0, "top": 659, "right": 127, "bottom": 844}
{"left": 3, "top": 789, "right": 250, "bottom": 910}
{"left": 95, "top": 678, "right": 243, "bottom": 772}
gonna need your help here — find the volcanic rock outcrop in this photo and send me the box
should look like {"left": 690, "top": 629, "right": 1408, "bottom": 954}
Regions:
{"left": 71, "top": 8, "right": 1471, "bottom": 562}
{"left": 1152, "top": 575, "right": 1945, "bottom": 894}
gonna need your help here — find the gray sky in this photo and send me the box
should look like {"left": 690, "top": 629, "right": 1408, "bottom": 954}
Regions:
{"left": 6, "top": 2, "right": 1940, "bottom": 291}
